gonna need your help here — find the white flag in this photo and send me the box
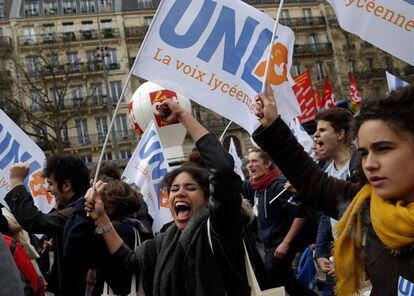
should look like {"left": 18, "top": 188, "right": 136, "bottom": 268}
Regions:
{"left": 132, "top": 0, "right": 300, "bottom": 134}
{"left": 0, "top": 109, "right": 55, "bottom": 213}
{"left": 228, "top": 138, "right": 245, "bottom": 181}
{"left": 122, "top": 121, "right": 172, "bottom": 232}
{"left": 289, "top": 117, "right": 313, "bottom": 155}
{"left": 327, "top": 0, "right": 414, "bottom": 65}
{"left": 386, "top": 71, "right": 409, "bottom": 92}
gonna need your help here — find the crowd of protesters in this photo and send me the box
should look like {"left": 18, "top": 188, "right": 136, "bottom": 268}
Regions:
{"left": 0, "top": 84, "right": 413, "bottom": 296}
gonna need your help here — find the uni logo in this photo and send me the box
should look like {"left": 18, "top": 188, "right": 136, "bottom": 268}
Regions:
{"left": 149, "top": 90, "right": 178, "bottom": 127}
{"left": 255, "top": 43, "right": 288, "bottom": 86}
{"left": 159, "top": 188, "right": 169, "bottom": 208}
{"left": 28, "top": 171, "right": 54, "bottom": 204}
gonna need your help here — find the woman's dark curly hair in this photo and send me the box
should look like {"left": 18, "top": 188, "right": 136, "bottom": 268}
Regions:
{"left": 354, "top": 84, "right": 414, "bottom": 137}
{"left": 160, "top": 165, "right": 210, "bottom": 199}
{"left": 100, "top": 180, "right": 144, "bottom": 220}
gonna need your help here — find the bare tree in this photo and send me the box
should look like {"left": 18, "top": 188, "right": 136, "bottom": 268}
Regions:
{"left": 2, "top": 34, "right": 103, "bottom": 154}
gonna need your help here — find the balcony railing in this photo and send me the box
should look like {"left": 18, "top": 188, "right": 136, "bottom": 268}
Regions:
{"left": 279, "top": 17, "right": 325, "bottom": 27}
{"left": 294, "top": 43, "right": 333, "bottom": 56}
{"left": 136, "top": 0, "right": 161, "bottom": 9}
{"left": 28, "top": 62, "right": 105, "bottom": 77}
{"left": 125, "top": 26, "right": 149, "bottom": 38}
{"left": 69, "top": 130, "right": 136, "bottom": 147}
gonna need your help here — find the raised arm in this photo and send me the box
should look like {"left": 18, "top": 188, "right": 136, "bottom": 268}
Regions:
{"left": 5, "top": 164, "right": 71, "bottom": 234}
{"left": 252, "top": 84, "right": 360, "bottom": 217}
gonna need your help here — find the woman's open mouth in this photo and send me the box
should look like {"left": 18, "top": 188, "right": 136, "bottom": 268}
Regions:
{"left": 174, "top": 201, "right": 192, "bottom": 221}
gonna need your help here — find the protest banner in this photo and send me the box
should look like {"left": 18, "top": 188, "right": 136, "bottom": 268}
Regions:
{"left": 228, "top": 138, "right": 245, "bottom": 180}
{"left": 0, "top": 109, "right": 54, "bottom": 213}
{"left": 386, "top": 71, "right": 409, "bottom": 92}
{"left": 321, "top": 79, "right": 336, "bottom": 109}
{"left": 293, "top": 70, "right": 317, "bottom": 123}
{"left": 327, "top": 0, "right": 414, "bottom": 65}
{"left": 132, "top": 0, "right": 300, "bottom": 134}
{"left": 289, "top": 117, "right": 313, "bottom": 154}
{"left": 122, "top": 121, "right": 172, "bottom": 232}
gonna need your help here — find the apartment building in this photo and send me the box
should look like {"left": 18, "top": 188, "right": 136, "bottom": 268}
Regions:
{"left": 0, "top": 0, "right": 412, "bottom": 164}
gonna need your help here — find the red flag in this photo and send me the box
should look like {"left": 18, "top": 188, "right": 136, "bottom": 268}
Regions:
{"left": 313, "top": 85, "right": 321, "bottom": 110}
{"left": 350, "top": 73, "right": 362, "bottom": 105}
{"left": 292, "top": 70, "right": 317, "bottom": 123}
{"left": 321, "top": 79, "right": 336, "bottom": 109}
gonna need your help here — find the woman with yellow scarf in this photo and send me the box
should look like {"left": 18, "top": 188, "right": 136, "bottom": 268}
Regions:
{"left": 252, "top": 83, "right": 414, "bottom": 296}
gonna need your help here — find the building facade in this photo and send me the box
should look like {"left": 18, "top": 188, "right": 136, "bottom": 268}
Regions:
{"left": 0, "top": 0, "right": 413, "bottom": 165}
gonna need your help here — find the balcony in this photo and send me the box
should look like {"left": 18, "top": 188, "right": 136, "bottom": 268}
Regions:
{"left": 27, "top": 62, "right": 104, "bottom": 78}
{"left": 69, "top": 130, "right": 136, "bottom": 147}
{"left": 24, "top": 8, "right": 39, "bottom": 17}
{"left": 343, "top": 44, "right": 356, "bottom": 50}
{"left": 360, "top": 69, "right": 386, "bottom": 80}
{"left": 18, "top": 30, "right": 103, "bottom": 46}
{"left": 125, "top": 26, "right": 149, "bottom": 38}
{"left": 63, "top": 7, "right": 77, "bottom": 14}
{"left": 293, "top": 43, "right": 333, "bottom": 56}
{"left": 80, "top": 30, "right": 98, "bottom": 40}
{"left": 106, "top": 62, "right": 120, "bottom": 70}
{"left": 279, "top": 17, "right": 325, "bottom": 28}
{"left": 102, "top": 28, "right": 119, "bottom": 39}
{"left": 136, "top": 0, "right": 161, "bottom": 9}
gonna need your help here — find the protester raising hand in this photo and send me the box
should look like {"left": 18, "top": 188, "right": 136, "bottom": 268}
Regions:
{"left": 254, "top": 81, "right": 279, "bottom": 127}
{"left": 84, "top": 181, "right": 107, "bottom": 220}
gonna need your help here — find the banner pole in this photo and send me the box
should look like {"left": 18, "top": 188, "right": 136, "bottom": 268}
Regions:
{"left": 261, "top": 0, "right": 285, "bottom": 93}
{"left": 90, "top": 1, "right": 166, "bottom": 204}
{"left": 219, "top": 120, "right": 233, "bottom": 142}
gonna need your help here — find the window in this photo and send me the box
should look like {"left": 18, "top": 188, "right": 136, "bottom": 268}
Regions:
{"left": 43, "top": 24, "right": 55, "bottom": 42}
{"left": 63, "top": 0, "right": 76, "bottom": 14}
{"left": 101, "top": 19, "right": 112, "bottom": 30}
{"left": 367, "top": 58, "right": 374, "bottom": 71}
{"left": 281, "top": 9, "right": 290, "bottom": 19}
{"left": 110, "top": 81, "right": 122, "bottom": 102}
{"left": 46, "top": 54, "right": 60, "bottom": 74}
{"left": 51, "top": 87, "right": 64, "bottom": 107}
{"left": 106, "top": 48, "right": 118, "bottom": 68}
{"left": 302, "top": 8, "right": 312, "bottom": 18}
{"left": 81, "top": 0, "right": 95, "bottom": 13}
{"left": 67, "top": 52, "right": 80, "bottom": 72}
{"left": 0, "top": 0, "right": 5, "bottom": 18}
{"left": 116, "top": 114, "right": 129, "bottom": 138}
{"left": 26, "top": 56, "right": 41, "bottom": 73}
{"left": 90, "top": 83, "right": 103, "bottom": 104}
{"left": 30, "top": 90, "right": 42, "bottom": 111}
{"left": 24, "top": 0, "right": 39, "bottom": 16}
{"left": 81, "top": 21, "right": 93, "bottom": 32}
{"left": 103, "top": 152, "right": 112, "bottom": 160}
{"left": 60, "top": 123, "right": 68, "bottom": 142}
{"left": 71, "top": 85, "right": 83, "bottom": 106}
{"left": 44, "top": 0, "right": 58, "bottom": 15}
{"left": 86, "top": 50, "right": 99, "bottom": 71}
{"left": 291, "top": 64, "right": 302, "bottom": 77}
{"left": 144, "top": 16, "right": 153, "bottom": 27}
{"left": 315, "top": 63, "right": 325, "bottom": 80}
{"left": 23, "top": 26, "right": 36, "bottom": 44}
{"left": 62, "top": 22, "right": 75, "bottom": 40}
{"left": 95, "top": 116, "right": 108, "bottom": 142}
{"left": 120, "top": 149, "right": 132, "bottom": 159}
{"left": 137, "top": 0, "right": 153, "bottom": 9}
{"left": 76, "top": 119, "right": 90, "bottom": 145}
{"left": 348, "top": 60, "right": 355, "bottom": 73}
{"left": 100, "top": 0, "right": 113, "bottom": 11}
{"left": 83, "top": 154, "right": 93, "bottom": 163}
{"left": 309, "top": 33, "right": 318, "bottom": 46}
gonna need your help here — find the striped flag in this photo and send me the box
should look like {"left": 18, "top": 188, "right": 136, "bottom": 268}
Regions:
{"left": 386, "top": 71, "right": 409, "bottom": 92}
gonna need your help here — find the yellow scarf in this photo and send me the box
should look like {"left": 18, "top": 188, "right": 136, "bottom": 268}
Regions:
{"left": 333, "top": 184, "right": 414, "bottom": 295}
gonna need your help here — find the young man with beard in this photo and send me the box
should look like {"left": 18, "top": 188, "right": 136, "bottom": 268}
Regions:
{"left": 312, "top": 108, "right": 358, "bottom": 295}
{"left": 243, "top": 148, "right": 316, "bottom": 295}
{"left": 5, "top": 155, "right": 90, "bottom": 296}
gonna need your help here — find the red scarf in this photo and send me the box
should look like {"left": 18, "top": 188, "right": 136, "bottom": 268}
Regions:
{"left": 251, "top": 169, "right": 280, "bottom": 192}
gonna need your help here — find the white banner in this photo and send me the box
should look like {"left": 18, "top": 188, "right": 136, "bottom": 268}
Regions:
{"left": 327, "top": 0, "right": 414, "bottom": 65}
{"left": 0, "top": 109, "right": 55, "bottom": 213}
{"left": 122, "top": 121, "right": 172, "bottom": 232}
{"left": 133, "top": 0, "right": 300, "bottom": 134}
{"left": 228, "top": 138, "right": 245, "bottom": 181}
{"left": 289, "top": 117, "right": 313, "bottom": 154}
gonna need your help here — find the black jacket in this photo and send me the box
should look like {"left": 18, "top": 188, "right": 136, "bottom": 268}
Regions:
{"left": 63, "top": 197, "right": 154, "bottom": 296}
{"left": 243, "top": 177, "right": 306, "bottom": 251}
{"left": 109, "top": 133, "right": 270, "bottom": 295}
{"left": 253, "top": 117, "right": 414, "bottom": 296}
{"left": 5, "top": 185, "right": 82, "bottom": 295}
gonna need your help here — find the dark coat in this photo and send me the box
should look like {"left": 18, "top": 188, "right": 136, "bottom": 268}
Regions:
{"left": 109, "top": 133, "right": 270, "bottom": 295}
{"left": 252, "top": 117, "right": 414, "bottom": 296}
{"left": 63, "top": 197, "right": 154, "bottom": 296}
{"left": 243, "top": 177, "right": 306, "bottom": 251}
{"left": 5, "top": 185, "right": 82, "bottom": 295}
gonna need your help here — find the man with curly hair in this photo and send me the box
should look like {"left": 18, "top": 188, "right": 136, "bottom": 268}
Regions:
{"left": 5, "top": 155, "right": 90, "bottom": 296}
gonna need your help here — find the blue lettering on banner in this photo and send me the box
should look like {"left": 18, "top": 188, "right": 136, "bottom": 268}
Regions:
{"left": 159, "top": 0, "right": 275, "bottom": 93}
{"left": 0, "top": 122, "right": 42, "bottom": 187}
{"left": 399, "top": 276, "right": 414, "bottom": 296}
{"left": 403, "top": 0, "right": 414, "bottom": 6}
{"left": 138, "top": 129, "right": 168, "bottom": 209}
